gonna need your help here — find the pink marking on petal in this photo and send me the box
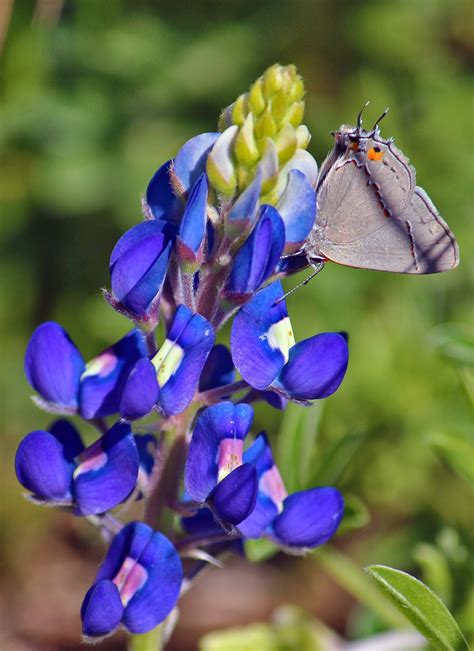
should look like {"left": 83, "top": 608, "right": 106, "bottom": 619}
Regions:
{"left": 113, "top": 556, "right": 148, "bottom": 606}
{"left": 74, "top": 440, "right": 108, "bottom": 478}
{"left": 217, "top": 438, "right": 244, "bottom": 482}
{"left": 83, "top": 351, "right": 118, "bottom": 379}
{"left": 260, "top": 465, "right": 288, "bottom": 512}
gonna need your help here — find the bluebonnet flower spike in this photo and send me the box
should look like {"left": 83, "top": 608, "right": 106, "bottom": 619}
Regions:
{"left": 81, "top": 522, "right": 182, "bottom": 637}
{"left": 231, "top": 281, "right": 349, "bottom": 401}
{"left": 15, "top": 420, "right": 139, "bottom": 515}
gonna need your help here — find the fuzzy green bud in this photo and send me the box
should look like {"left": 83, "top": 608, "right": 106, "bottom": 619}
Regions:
{"left": 216, "top": 63, "right": 316, "bottom": 203}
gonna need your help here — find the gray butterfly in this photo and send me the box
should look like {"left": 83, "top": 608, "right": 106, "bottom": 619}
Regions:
{"left": 299, "top": 107, "right": 460, "bottom": 277}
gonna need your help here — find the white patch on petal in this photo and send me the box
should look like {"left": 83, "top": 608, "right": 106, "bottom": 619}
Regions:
{"left": 267, "top": 317, "right": 295, "bottom": 363}
{"left": 152, "top": 339, "right": 184, "bottom": 386}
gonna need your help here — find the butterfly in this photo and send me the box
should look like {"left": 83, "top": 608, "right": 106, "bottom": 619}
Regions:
{"left": 287, "top": 105, "right": 459, "bottom": 281}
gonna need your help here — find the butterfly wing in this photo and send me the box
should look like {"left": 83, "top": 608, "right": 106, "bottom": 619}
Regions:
{"left": 308, "top": 158, "right": 459, "bottom": 274}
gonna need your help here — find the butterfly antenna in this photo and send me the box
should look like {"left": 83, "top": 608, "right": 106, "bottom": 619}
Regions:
{"left": 274, "top": 260, "right": 325, "bottom": 305}
{"left": 357, "top": 100, "right": 370, "bottom": 131}
{"left": 372, "top": 106, "right": 390, "bottom": 132}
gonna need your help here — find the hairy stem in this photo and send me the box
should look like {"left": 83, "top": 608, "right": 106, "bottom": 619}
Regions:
{"left": 196, "top": 379, "right": 249, "bottom": 405}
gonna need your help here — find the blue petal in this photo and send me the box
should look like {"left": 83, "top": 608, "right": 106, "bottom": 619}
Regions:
{"left": 177, "top": 174, "right": 208, "bottom": 259}
{"left": 25, "top": 322, "right": 85, "bottom": 409}
{"left": 242, "top": 432, "right": 274, "bottom": 477}
{"left": 124, "top": 530, "right": 182, "bottom": 633}
{"left": 226, "top": 205, "right": 285, "bottom": 301}
{"left": 79, "top": 330, "right": 148, "bottom": 419}
{"left": 230, "top": 281, "right": 289, "bottom": 390}
{"left": 15, "top": 430, "right": 74, "bottom": 503}
{"left": 145, "top": 160, "right": 183, "bottom": 223}
{"left": 94, "top": 521, "right": 149, "bottom": 583}
{"left": 184, "top": 402, "right": 253, "bottom": 502}
{"left": 157, "top": 307, "right": 215, "bottom": 416}
{"left": 239, "top": 433, "right": 288, "bottom": 538}
{"left": 275, "top": 333, "right": 349, "bottom": 400}
{"left": 134, "top": 434, "right": 158, "bottom": 478}
{"left": 81, "top": 579, "right": 124, "bottom": 638}
{"left": 199, "top": 344, "right": 235, "bottom": 392}
{"left": 275, "top": 251, "right": 309, "bottom": 276}
{"left": 110, "top": 221, "right": 174, "bottom": 317}
{"left": 73, "top": 422, "right": 139, "bottom": 515}
{"left": 119, "top": 359, "right": 159, "bottom": 421}
{"left": 209, "top": 463, "right": 258, "bottom": 526}
{"left": 276, "top": 170, "right": 316, "bottom": 254}
{"left": 238, "top": 492, "right": 278, "bottom": 539}
{"left": 173, "top": 133, "right": 219, "bottom": 194}
{"left": 49, "top": 419, "right": 85, "bottom": 460}
{"left": 226, "top": 168, "right": 262, "bottom": 235}
{"left": 92, "top": 522, "right": 182, "bottom": 635}
{"left": 181, "top": 507, "right": 225, "bottom": 538}
{"left": 271, "top": 487, "right": 344, "bottom": 547}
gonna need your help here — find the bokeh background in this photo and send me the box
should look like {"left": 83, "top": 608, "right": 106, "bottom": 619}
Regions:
{"left": 1, "top": 1, "right": 472, "bottom": 650}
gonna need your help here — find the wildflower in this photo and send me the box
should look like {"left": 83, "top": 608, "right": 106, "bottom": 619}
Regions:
{"left": 25, "top": 323, "right": 148, "bottom": 418}
{"left": 81, "top": 522, "right": 182, "bottom": 637}
{"left": 184, "top": 402, "right": 258, "bottom": 527}
{"left": 120, "top": 305, "right": 215, "bottom": 419}
{"left": 238, "top": 433, "right": 344, "bottom": 548}
{"left": 231, "top": 281, "right": 348, "bottom": 402}
{"left": 224, "top": 205, "right": 285, "bottom": 304}
{"left": 108, "top": 220, "right": 176, "bottom": 323}
{"left": 15, "top": 420, "right": 139, "bottom": 515}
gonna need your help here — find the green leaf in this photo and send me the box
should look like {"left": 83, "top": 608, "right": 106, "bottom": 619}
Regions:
{"left": 276, "top": 401, "right": 323, "bottom": 491}
{"left": 336, "top": 493, "right": 370, "bottom": 535}
{"left": 427, "top": 432, "right": 474, "bottom": 484}
{"left": 413, "top": 543, "right": 453, "bottom": 607}
{"left": 366, "top": 565, "right": 468, "bottom": 650}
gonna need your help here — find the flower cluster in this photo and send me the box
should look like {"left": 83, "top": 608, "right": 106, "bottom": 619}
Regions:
{"left": 16, "top": 65, "right": 349, "bottom": 642}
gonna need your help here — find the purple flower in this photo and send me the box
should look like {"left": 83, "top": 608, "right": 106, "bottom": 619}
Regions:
{"left": 109, "top": 220, "right": 175, "bottom": 321}
{"left": 238, "top": 433, "right": 344, "bottom": 548}
{"left": 25, "top": 324, "right": 148, "bottom": 419}
{"left": 176, "top": 174, "right": 209, "bottom": 268}
{"left": 276, "top": 169, "right": 316, "bottom": 254}
{"left": 81, "top": 522, "right": 182, "bottom": 637}
{"left": 184, "top": 402, "right": 258, "bottom": 527}
{"left": 224, "top": 205, "right": 285, "bottom": 304}
{"left": 146, "top": 133, "right": 219, "bottom": 221}
{"left": 120, "top": 305, "right": 215, "bottom": 419}
{"left": 15, "top": 420, "right": 139, "bottom": 515}
{"left": 230, "top": 281, "right": 349, "bottom": 402}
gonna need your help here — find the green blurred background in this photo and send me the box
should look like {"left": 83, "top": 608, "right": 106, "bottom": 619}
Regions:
{"left": 0, "top": 1, "right": 472, "bottom": 649}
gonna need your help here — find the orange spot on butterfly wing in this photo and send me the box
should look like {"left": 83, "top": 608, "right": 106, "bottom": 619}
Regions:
{"left": 368, "top": 147, "right": 384, "bottom": 161}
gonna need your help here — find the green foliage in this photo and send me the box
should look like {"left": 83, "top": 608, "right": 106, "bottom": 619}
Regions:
{"left": 366, "top": 565, "right": 469, "bottom": 650}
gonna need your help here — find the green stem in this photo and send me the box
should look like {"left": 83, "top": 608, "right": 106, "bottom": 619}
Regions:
{"left": 128, "top": 625, "right": 165, "bottom": 651}
{"left": 315, "top": 546, "right": 408, "bottom": 629}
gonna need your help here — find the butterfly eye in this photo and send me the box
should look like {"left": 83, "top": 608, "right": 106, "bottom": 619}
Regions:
{"left": 368, "top": 146, "right": 384, "bottom": 161}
